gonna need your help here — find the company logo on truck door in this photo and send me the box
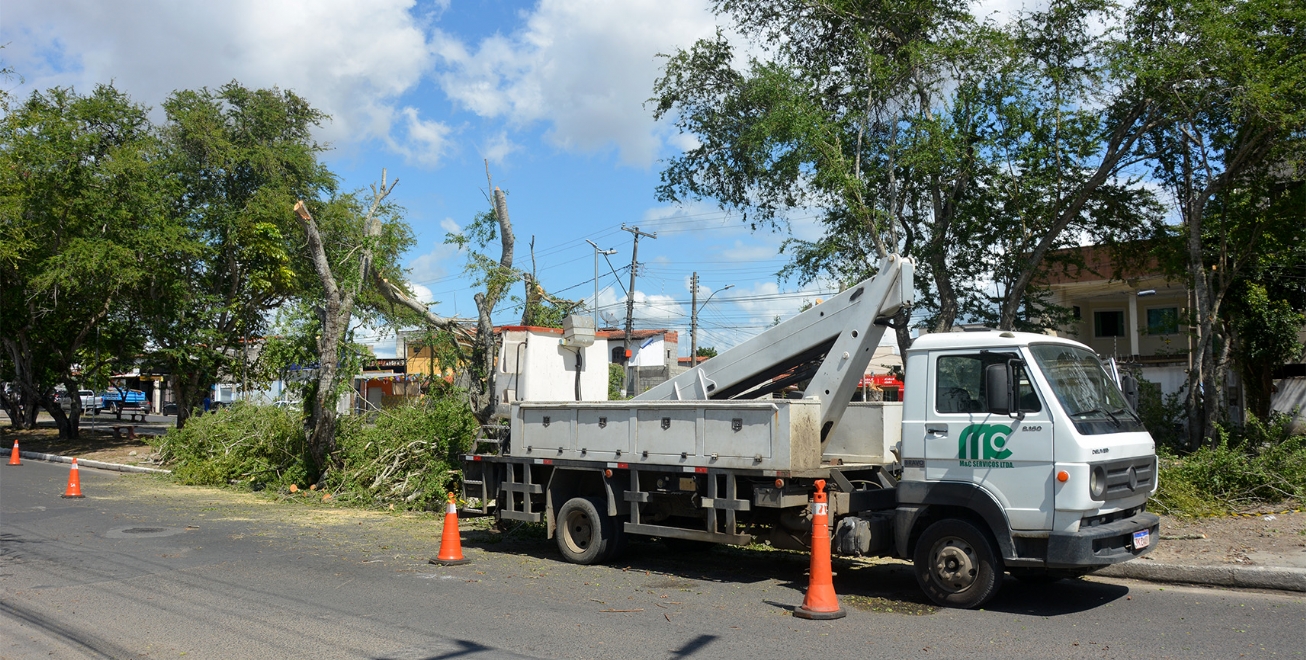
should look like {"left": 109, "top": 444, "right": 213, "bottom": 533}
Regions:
{"left": 958, "top": 424, "right": 1015, "bottom": 468}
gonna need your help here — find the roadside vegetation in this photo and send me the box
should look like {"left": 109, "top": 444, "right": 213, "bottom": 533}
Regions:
{"left": 148, "top": 398, "right": 476, "bottom": 511}
{"left": 1138, "top": 382, "right": 1305, "bottom": 515}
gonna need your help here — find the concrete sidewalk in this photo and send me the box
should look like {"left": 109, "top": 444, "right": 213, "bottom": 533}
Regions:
{"left": 1096, "top": 559, "right": 1306, "bottom": 592}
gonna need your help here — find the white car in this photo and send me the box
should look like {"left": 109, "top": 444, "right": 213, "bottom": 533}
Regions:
{"left": 59, "top": 389, "right": 98, "bottom": 413}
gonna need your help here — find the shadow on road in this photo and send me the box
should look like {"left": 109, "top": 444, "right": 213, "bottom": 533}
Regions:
{"left": 461, "top": 520, "right": 1132, "bottom": 617}
{"left": 985, "top": 576, "right": 1131, "bottom": 615}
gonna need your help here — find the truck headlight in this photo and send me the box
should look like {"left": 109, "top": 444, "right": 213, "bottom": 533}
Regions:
{"left": 1089, "top": 465, "right": 1107, "bottom": 500}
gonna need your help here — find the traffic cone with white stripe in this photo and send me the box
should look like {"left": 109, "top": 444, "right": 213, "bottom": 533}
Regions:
{"left": 62, "top": 458, "right": 85, "bottom": 498}
{"left": 7, "top": 439, "right": 20, "bottom": 466}
{"left": 794, "top": 479, "right": 846, "bottom": 619}
{"left": 430, "top": 492, "right": 470, "bottom": 565}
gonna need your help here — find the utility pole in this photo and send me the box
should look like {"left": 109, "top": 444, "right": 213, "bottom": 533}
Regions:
{"left": 621, "top": 224, "right": 656, "bottom": 396}
{"left": 690, "top": 272, "right": 698, "bottom": 367}
{"left": 691, "top": 277, "right": 733, "bottom": 369}
{"left": 585, "top": 239, "right": 617, "bottom": 329}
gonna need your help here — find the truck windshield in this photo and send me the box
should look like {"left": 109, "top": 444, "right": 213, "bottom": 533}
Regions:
{"left": 1028, "top": 344, "right": 1145, "bottom": 435}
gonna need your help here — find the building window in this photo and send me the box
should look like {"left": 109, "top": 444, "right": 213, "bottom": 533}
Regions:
{"left": 1147, "top": 307, "right": 1179, "bottom": 335}
{"left": 1094, "top": 310, "right": 1126, "bottom": 337}
{"left": 1073, "top": 305, "right": 1081, "bottom": 320}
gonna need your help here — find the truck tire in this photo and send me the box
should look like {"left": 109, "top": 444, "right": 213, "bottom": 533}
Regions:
{"left": 556, "top": 497, "right": 613, "bottom": 565}
{"left": 913, "top": 518, "right": 1003, "bottom": 609}
{"left": 604, "top": 518, "right": 629, "bottom": 562}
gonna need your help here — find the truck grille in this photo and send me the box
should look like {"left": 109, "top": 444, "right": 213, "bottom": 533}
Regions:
{"left": 1098, "top": 456, "right": 1156, "bottom": 500}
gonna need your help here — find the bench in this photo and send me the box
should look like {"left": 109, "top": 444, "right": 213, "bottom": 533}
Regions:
{"left": 109, "top": 425, "right": 138, "bottom": 440}
{"left": 113, "top": 408, "right": 149, "bottom": 422}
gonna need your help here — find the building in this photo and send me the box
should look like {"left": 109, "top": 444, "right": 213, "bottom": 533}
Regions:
{"left": 1043, "top": 244, "right": 1236, "bottom": 421}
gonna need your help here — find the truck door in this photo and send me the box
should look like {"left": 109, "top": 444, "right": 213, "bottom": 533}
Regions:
{"left": 925, "top": 350, "right": 1055, "bottom": 530}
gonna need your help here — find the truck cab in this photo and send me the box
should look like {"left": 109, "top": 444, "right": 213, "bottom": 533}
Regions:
{"left": 897, "top": 330, "right": 1158, "bottom": 603}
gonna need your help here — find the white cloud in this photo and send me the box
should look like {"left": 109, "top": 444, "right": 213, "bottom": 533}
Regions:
{"left": 481, "top": 130, "right": 520, "bottom": 165}
{"left": 7, "top": 0, "right": 453, "bottom": 166}
{"left": 388, "top": 107, "right": 454, "bottom": 166}
{"left": 432, "top": 0, "right": 723, "bottom": 166}
{"left": 407, "top": 242, "right": 458, "bottom": 285}
{"left": 439, "top": 217, "right": 461, "bottom": 234}
{"left": 594, "top": 286, "right": 686, "bottom": 328}
{"left": 721, "top": 240, "right": 782, "bottom": 263}
{"left": 409, "top": 283, "right": 435, "bottom": 305}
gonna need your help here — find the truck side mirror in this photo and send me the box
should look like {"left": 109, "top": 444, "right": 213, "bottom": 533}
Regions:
{"left": 985, "top": 363, "right": 1012, "bottom": 415}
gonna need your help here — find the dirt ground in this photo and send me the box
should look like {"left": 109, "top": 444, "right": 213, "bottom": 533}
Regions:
{"left": 1146, "top": 508, "right": 1306, "bottom": 569}
{"left": 5, "top": 426, "right": 1304, "bottom": 570}
{"left": 4, "top": 426, "right": 164, "bottom": 468}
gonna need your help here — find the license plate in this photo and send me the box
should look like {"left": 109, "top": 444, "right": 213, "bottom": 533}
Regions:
{"left": 1132, "top": 529, "right": 1151, "bottom": 550}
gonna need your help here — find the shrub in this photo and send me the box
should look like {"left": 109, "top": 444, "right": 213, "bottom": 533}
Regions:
{"left": 1135, "top": 379, "right": 1186, "bottom": 452}
{"left": 1151, "top": 411, "right": 1306, "bottom": 515}
{"left": 148, "top": 403, "right": 309, "bottom": 489}
{"left": 149, "top": 395, "right": 479, "bottom": 511}
{"left": 609, "top": 362, "right": 626, "bottom": 400}
{"left": 328, "top": 396, "right": 478, "bottom": 509}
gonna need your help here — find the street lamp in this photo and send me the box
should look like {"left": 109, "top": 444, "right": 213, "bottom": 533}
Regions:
{"left": 691, "top": 278, "right": 732, "bottom": 367}
{"left": 585, "top": 239, "right": 618, "bottom": 328}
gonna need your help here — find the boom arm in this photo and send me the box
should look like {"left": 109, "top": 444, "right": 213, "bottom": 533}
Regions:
{"left": 636, "top": 254, "right": 914, "bottom": 445}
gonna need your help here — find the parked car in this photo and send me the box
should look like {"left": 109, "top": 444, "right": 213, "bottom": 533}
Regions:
{"left": 162, "top": 401, "right": 178, "bottom": 415}
{"left": 59, "top": 389, "right": 98, "bottom": 413}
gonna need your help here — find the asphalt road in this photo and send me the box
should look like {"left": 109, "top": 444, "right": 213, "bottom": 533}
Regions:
{"left": 2, "top": 461, "right": 1303, "bottom": 660}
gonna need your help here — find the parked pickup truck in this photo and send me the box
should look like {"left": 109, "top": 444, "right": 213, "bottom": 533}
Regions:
{"left": 98, "top": 387, "right": 147, "bottom": 416}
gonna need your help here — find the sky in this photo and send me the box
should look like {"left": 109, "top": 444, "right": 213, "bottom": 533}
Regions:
{"left": 2, "top": 0, "right": 1025, "bottom": 358}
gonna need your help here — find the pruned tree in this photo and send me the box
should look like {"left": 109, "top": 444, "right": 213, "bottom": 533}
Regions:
{"left": 444, "top": 184, "right": 516, "bottom": 424}
{"left": 293, "top": 172, "right": 397, "bottom": 477}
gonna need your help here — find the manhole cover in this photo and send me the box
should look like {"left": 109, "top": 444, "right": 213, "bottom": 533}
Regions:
{"left": 105, "top": 526, "right": 185, "bottom": 539}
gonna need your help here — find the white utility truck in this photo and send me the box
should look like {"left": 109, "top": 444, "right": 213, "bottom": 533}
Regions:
{"left": 461, "top": 255, "right": 1159, "bottom": 608}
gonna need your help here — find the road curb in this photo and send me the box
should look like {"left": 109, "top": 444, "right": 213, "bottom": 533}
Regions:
{"left": 1096, "top": 561, "right": 1306, "bottom": 592}
{"left": 18, "top": 451, "right": 171, "bottom": 475}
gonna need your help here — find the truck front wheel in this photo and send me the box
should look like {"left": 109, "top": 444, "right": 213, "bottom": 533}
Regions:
{"left": 556, "top": 497, "right": 613, "bottom": 565}
{"left": 913, "top": 519, "right": 1002, "bottom": 609}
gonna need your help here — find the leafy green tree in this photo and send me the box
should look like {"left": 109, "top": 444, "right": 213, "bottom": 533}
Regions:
{"left": 695, "top": 346, "right": 719, "bottom": 358}
{"left": 0, "top": 84, "right": 164, "bottom": 437}
{"left": 146, "top": 82, "right": 337, "bottom": 428}
{"left": 653, "top": 0, "right": 1166, "bottom": 345}
{"left": 1131, "top": 0, "right": 1306, "bottom": 445}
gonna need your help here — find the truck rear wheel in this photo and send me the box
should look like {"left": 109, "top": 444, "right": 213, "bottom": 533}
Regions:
{"left": 913, "top": 518, "right": 1002, "bottom": 609}
{"left": 556, "top": 497, "right": 613, "bottom": 565}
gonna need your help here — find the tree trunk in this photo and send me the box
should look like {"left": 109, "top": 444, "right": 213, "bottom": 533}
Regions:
{"left": 2, "top": 333, "right": 41, "bottom": 430}
{"left": 308, "top": 302, "right": 344, "bottom": 475}
{"left": 468, "top": 187, "right": 516, "bottom": 425}
{"left": 293, "top": 172, "right": 397, "bottom": 480}
{"left": 53, "top": 376, "right": 84, "bottom": 439}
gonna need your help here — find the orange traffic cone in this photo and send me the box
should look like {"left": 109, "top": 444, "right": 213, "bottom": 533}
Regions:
{"left": 794, "top": 479, "right": 846, "bottom": 619}
{"left": 61, "top": 458, "right": 85, "bottom": 498}
{"left": 430, "top": 492, "right": 470, "bottom": 565}
{"left": 7, "top": 439, "right": 20, "bottom": 466}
